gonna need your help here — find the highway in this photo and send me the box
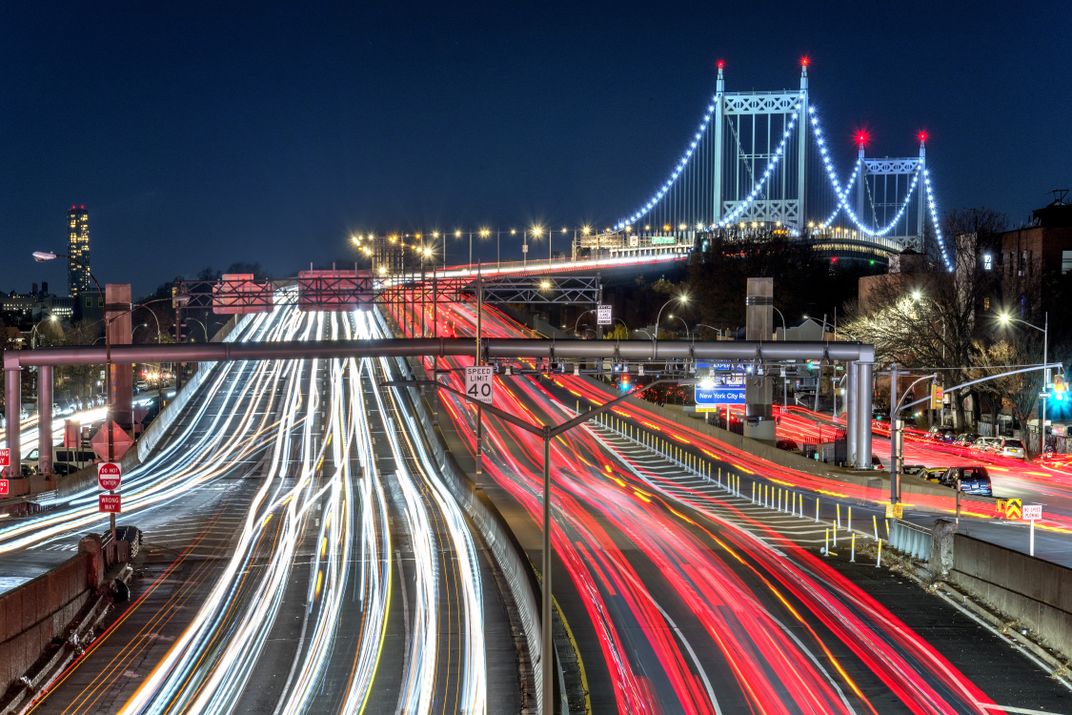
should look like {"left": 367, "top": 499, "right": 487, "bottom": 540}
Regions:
{"left": 392, "top": 290, "right": 1072, "bottom": 713}
{"left": 3, "top": 303, "right": 518, "bottom": 713}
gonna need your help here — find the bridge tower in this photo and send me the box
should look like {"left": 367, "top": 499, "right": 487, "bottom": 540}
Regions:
{"left": 851, "top": 132, "right": 929, "bottom": 252}
{"left": 713, "top": 59, "right": 809, "bottom": 229}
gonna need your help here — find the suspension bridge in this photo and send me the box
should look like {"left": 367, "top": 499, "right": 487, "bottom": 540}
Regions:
{"left": 574, "top": 58, "right": 953, "bottom": 271}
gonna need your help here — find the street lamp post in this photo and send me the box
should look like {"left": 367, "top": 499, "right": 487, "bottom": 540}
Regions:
{"left": 667, "top": 314, "right": 691, "bottom": 341}
{"left": 573, "top": 308, "right": 596, "bottom": 337}
{"left": 30, "top": 315, "right": 59, "bottom": 349}
{"left": 653, "top": 294, "right": 689, "bottom": 351}
{"left": 998, "top": 311, "right": 1049, "bottom": 456}
{"left": 383, "top": 375, "right": 684, "bottom": 715}
{"left": 185, "top": 317, "right": 210, "bottom": 342}
{"left": 32, "top": 250, "right": 118, "bottom": 554}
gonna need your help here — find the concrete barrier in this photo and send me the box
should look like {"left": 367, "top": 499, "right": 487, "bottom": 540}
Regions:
{"left": 947, "top": 534, "right": 1072, "bottom": 662}
{"left": 0, "top": 536, "right": 104, "bottom": 695}
{"left": 399, "top": 378, "right": 544, "bottom": 714}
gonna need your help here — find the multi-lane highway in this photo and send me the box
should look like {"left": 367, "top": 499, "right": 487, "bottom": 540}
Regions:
{"left": 390, "top": 290, "right": 1072, "bottom": 713}
{"left": 2, "top": 303, "right": 519, "bottom": 713}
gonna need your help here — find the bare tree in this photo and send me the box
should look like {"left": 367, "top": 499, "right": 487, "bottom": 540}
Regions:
{"left": 968, "top": 339, "right": 1042, "bottom": 450}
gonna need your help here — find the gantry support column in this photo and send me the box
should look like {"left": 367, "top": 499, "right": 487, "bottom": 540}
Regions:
{"left": 853, "top": 361, "right": 874, "bottom": 469}
{"left": 37, "top": 365, "right": 53, "bottom": 477}
{"left": 106, "top": 284, "right": 134, "bottom": 434}
{"left": 4, "top": 361, "right": 21, "bottom": 478}
{"left": 744, "top": 277, "right": 775, "bottom": 443}
{"left": 846, "top": 361, "right": 859, "bottom": 466}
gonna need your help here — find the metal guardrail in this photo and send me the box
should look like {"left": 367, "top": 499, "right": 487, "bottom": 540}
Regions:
{"left": 888, "top": 520, "right": 932, "bottom": 561}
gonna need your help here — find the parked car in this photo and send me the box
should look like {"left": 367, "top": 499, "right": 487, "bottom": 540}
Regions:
{"left": 953, "top": 433, "right": 978, "bottom": 447}
{"left": 970, "top": 437, "right": 1001, "bottom": 452}
{"left": 775, "top": 439, "right": 800, "bottom": 453}
{"left": 993, "top": 437, "right": 1026, "bottom": 460}
{"left": 927, "top": 426, "right": 956, "bottom": 442}
{"left": 902, "top": 464, "right": 927, "bottom": 477}
{"left": 941, "top": 466, "right": 993, "bottom": 497}
{"left": 923, "top": 467, "right": 947, "bottom": 483}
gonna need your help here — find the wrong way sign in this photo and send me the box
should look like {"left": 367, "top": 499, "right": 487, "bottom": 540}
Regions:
{"left": 98, "top": 462, "right": 122, "bottom": 491}
{"left": 98, "top": 493, "right": 121, "bottom": 514}
{"left": 464, "top": 366, "right": 494, "bottom": 405}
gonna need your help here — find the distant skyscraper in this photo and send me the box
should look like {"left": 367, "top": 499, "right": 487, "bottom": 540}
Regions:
{"left": 67, "top": 205, "right": 91, "bottom": 297}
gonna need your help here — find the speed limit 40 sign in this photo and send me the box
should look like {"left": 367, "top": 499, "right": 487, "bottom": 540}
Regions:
{"left": 464, "top": 366, "right": 494, "bottom": 405}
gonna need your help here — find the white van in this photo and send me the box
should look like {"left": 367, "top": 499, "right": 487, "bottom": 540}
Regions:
{"left": 23, "top": 447, "right": 97, "bottom": 475}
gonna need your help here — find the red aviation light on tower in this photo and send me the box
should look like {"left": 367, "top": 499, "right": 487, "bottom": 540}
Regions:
{"left": 917, "top": 130, "right": 929, "bottom": 144}
{"left": 800, "top": 55, "right": 810, "bottom": 69}
{"left": 855, "top": 129, "right": 871, "bottom": 148}
{"left": 716, "top": 59, "right": 725, "bottom": 71}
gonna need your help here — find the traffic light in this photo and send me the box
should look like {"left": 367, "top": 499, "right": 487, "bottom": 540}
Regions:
{"left": 929, "top": 384, "right": 944, "bottom": 410}
{"left": 619, "top": 372, "right": 632, "bottom": 394}
{"left": 805, "top": 360, "right": 817, "bottom": 371}
{"left": 1054, "top": 375, "right": 1067, "bottom": 403}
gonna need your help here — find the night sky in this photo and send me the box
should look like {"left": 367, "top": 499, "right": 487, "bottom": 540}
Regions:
{"left": 2, "top": 2, "right": 1069, "bottom": 295}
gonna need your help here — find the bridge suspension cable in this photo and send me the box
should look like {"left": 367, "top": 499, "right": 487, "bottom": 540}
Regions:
{"left": 614, "top": 91, "right": 720, "bottom": 231}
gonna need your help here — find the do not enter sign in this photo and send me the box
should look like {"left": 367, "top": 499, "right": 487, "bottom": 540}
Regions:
{"left": 97, "top": 462, "right": 122, "bottom": 491}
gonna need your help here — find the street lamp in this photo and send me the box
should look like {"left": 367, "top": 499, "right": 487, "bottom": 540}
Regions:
{"left": 666, "top": 313, "right": 691, "bottom": 341}
{"left": 526, "top": 225, "right": 544, "bottom": 268}
{"left": 654, "top": 293, "right": 689, "bottom": 346}
{"left": 573, "top": 308, "right": 596, "bottom": 336}
{"left": 694, "top": 323, "right": 727, "bottom": 339}
{"left": 998, "top": 310, "right": 1049, "bottom": 456}
{"left": 185, "top": 317, "right": 210, "bottom": 342}
{"left": 33, "top": 249, "right": 119, "bottom": 552}
{"left": 383, "top": 375, "right": 685, "bottom": 714}
{"left": 30, "top": 314, "right": 59, "bottom": 349}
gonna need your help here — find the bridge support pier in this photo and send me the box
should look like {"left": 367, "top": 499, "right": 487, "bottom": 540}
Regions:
{"left": 37, "top": 365, "right": 52, "bottom": 477}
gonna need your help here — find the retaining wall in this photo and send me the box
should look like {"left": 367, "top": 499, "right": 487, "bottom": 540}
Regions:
{"left": 0, "top": 538, "right": 103, "bottom": 693}
{"left": 948, "top": 534, "right": 1072, "bottom": 662}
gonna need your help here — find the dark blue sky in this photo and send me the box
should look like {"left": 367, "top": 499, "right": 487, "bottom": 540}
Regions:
{"left": 2, "top": 2, "right": 1069, "bottom": 295}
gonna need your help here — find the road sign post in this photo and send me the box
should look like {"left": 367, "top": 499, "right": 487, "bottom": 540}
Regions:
{"left": 1024, "top": 503, "right": 1043, "bottom": 556}
{"left": 464, "top": 366, "right": 494, "bottom": 405}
